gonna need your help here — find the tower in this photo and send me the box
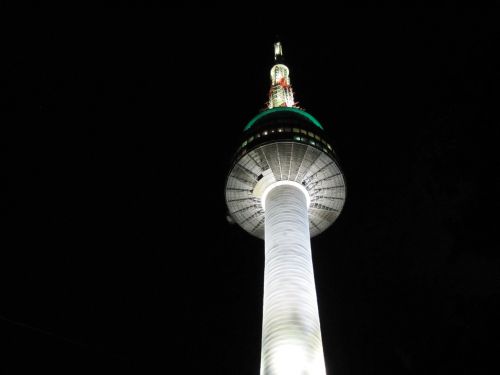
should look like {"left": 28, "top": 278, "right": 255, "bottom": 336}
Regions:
{"left": 225, "top": 42, "right": 346, "bottom": 375}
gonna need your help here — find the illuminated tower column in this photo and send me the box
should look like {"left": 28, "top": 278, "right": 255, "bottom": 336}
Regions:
{"left": 225, "top": 42, "right": 346, "bottom": 375}
{"left": 261, "top": 181, "right": 325, "bottom": 375}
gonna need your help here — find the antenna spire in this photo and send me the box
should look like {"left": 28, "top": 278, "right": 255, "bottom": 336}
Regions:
{"left": 268, "top": 41, "right": 296, "bottom": 109}
{"left": 274, "top": 41, "right": 284, "bottom": 63}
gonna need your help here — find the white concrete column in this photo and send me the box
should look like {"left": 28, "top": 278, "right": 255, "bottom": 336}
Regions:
{"left": 260, "top": 181, "right": 326, "bottom": 375}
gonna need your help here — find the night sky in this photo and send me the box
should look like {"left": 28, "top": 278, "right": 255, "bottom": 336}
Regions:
{"left": 3, "top": 10, "right": 499, "bottom": 375}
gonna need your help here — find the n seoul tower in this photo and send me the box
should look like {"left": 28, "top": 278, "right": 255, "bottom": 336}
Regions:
{"left": 225, "top": 42, "right": 346, "bottom": 375}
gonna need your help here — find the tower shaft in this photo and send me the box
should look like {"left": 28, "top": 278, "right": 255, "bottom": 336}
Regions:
{"left": 261, "top": 182, "right": 326, "bottom": 375}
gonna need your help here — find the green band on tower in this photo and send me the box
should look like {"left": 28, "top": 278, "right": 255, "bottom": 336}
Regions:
{"left": 244, "top": 107, "right": 324, "bottom": 132}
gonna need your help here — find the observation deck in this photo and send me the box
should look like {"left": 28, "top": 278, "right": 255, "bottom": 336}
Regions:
{"left": 225, "top": 107, "right": 346, "bottom": 239}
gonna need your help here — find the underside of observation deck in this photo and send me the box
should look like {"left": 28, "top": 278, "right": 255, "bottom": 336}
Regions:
{"left": 225, "top": 141, "right": 346, "bottom": 239}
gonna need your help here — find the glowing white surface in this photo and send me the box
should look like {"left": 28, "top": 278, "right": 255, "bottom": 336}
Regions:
{"left": 261, "top": 181, "right": 311, "bottom": 210}
{"left": 225, "top": 142, "right": 346, "bottom": 239}
{"left": 260, "top": 183, "right": 326, "bottom": 375}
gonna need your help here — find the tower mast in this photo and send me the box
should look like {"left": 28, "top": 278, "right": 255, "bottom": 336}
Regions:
{"left": 268, "top": 42, "right": 296, "bottom": 108}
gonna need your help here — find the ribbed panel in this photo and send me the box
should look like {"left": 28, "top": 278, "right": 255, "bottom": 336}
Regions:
{"left": 226, "top": 142, "right": 345, "bottom": 239}
{"left": 261, "top": 184, "right": 326, "bottom": 375}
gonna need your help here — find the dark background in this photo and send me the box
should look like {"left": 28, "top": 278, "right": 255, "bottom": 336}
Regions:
{"left": 3, "top": 9, "right": 499, "bottom": 375}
